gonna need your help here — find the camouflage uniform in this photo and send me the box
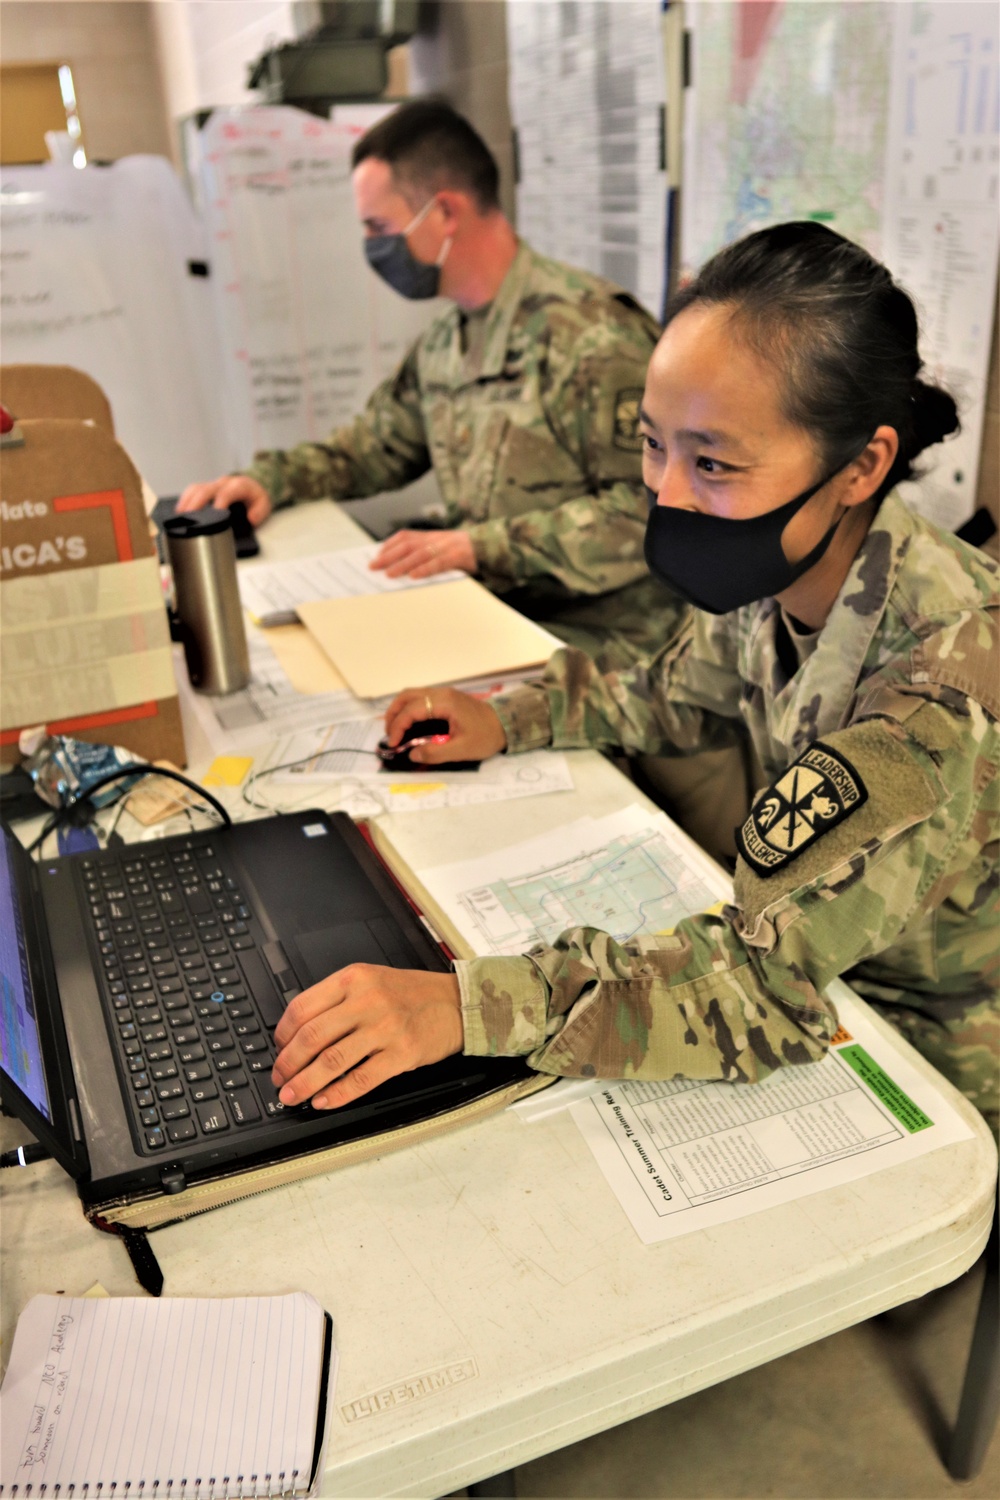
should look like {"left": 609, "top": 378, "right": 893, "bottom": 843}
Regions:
{"left": 245, "top": 242, "right": 686, "bottom": 671}
{"left": 456, "top": 492, "right": 1000, "bottom": 1128}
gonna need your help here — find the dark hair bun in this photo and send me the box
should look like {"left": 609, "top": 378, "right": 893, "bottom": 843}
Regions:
{"left": 912, "top": 380, "right": 960, "bottom": 451}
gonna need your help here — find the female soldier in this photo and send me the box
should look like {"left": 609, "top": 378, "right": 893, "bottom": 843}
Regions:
{"left": 271, "top": 223, "right": 999, "bottom": 1132}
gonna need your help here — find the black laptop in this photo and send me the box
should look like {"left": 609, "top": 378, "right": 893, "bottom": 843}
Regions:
{"left": 0, "top": 810, "right": 529, "bottom": 1207}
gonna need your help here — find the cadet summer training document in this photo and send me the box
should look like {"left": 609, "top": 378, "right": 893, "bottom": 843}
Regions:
{"left": 572, "top": 983, "right": 974, "bottom": 1244}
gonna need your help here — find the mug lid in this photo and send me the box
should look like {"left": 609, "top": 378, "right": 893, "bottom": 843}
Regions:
{"left": 163, "top": 506, "right": 232, "bottom": 538}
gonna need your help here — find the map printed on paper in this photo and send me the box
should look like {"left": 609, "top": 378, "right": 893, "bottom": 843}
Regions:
{"left": 682, "top": 1, "right": 999, "bottom": 531}
{"left": 682, "top": 1, "right": 892, "bottom": 276}
{"left": 421, "top": 806, "right": 730, "bottom": 959}
{"left": 572, "top": 983, "right": 975, "bottom": 1245}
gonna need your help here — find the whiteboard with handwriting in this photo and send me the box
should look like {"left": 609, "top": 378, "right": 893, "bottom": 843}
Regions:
{"left": 198, "top": 106, "right": 442, "bottom": 466}
{"left": 0, "top": 156, "right": 228, "bottom": 495}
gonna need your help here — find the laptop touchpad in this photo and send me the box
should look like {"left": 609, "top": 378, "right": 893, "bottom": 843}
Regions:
{"left": 292, "top": 922, "right": 392, "bottom": 986}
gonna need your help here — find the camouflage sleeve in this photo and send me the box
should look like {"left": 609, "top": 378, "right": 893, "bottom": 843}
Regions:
{"left": 467, "top": 308, "right": 657, "bottom": 593}
{"left": 468, "top": 481, "right": 653, "bottom": 595}
{"left": 457, "top": 698, "right": 991, "bottom": 1085}
{"left": 244, "top": 343, "right": 430, "bottom": 509}
{"left": 493, "top": 611, "right": 745, "bottom": 755}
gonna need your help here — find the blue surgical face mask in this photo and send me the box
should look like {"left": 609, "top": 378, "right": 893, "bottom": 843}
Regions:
{"left": 363, "top": 197, "right": 452, "bottom": 300}
{"left": 643, "top": 455, "right": 860, "bottom": 615}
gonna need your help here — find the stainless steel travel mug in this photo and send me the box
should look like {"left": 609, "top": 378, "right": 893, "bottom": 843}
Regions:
{"left": 164, "top": 507, "right": 250, "bottom": 694}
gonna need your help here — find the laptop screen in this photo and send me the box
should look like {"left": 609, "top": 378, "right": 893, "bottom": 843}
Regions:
{"left": 0, "top": 831, "right": 52, "bottom": 1122}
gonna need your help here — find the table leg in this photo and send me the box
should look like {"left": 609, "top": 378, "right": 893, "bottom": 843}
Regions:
{"left": 947, "top": 1182, "right": 999, "bottom": 1480}
{"left": 466, "top": 1470, "right": 517, "bottom": 1498}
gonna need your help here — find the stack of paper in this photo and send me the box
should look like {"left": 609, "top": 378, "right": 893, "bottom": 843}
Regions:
{"left": 297, "top": 579, "right": 562, "bottom": 699}
{"left": 238, "top": 543, "right": 466, "bottom": 626}
{"left": 258, "top": 720, "right": 575, "bottom": 816}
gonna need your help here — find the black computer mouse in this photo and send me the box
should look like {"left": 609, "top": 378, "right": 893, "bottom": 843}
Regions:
{"left": 377, "top": 719, "right": 480, "bottom": 772}
{"left": 228, "top": 500, "right": 260, "bottom": 557}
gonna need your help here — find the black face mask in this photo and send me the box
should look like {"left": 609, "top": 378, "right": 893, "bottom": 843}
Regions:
{"left": 363, "top": 197, "right": 451, "bottom": 301}
{"left": 643, "top": 460, "right": 855, "bottom": 615}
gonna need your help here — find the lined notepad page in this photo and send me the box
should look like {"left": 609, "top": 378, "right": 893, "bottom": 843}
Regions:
{"left": 0, "top": 1293, "right": 332, "bottom": 1498}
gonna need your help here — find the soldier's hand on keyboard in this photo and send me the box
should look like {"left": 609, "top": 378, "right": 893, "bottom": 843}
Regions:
{"left": 270, "top": 965, "right": 464, "bottom": 1109}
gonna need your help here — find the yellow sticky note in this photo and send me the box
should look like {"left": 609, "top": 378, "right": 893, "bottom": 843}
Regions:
{"left": 389, "top": 781, "right": 447, "bottom": 797}
{"left": 203, "top": 756, "right": 253, "bottom": 788}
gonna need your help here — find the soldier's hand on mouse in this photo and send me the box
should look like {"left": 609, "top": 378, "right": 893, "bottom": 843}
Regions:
{"left": 271, "top": 964, "right": 464, "bottom": 1110}
{"left": 384, "top": 687, "right": 508, "bottom": 764}
{"left": 176, "top": 475, "right": 272, "bottom": 528}
{"left": 369, "top": 528, "right": 477, "bottom": 579}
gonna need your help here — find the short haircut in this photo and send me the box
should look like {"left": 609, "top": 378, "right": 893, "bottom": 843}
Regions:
{"left": 351, "top": 99, "right": 500, "bottom": 213}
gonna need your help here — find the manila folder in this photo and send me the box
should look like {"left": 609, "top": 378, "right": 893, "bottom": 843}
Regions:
{"left": 297, "top": 579, "right": 559, "bottom": 698}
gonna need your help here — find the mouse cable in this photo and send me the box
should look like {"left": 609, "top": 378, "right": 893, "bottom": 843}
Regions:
{"left": 242, "top": 748, "right": 383, "bottom": 811}
{"left": 0, "top": 1142, "right": 51, "bottom": 1168}
{"left": 25, "top": 763, "right": 232, "bottom": 857}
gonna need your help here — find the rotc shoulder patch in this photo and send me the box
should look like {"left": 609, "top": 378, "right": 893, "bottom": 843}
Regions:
{"left": 736, "top": 741, "right": 869, "bottom": 878}
{"left": 612, "top": 387, "right": 644, "bottom": 451}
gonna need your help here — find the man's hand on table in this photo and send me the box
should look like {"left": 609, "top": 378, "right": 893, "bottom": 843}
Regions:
{"left": 370, "top": 528, "right": 477, "bottom": 579}
{"left": 271, "top": 965, "right": 464, "bottom": 1109}
{"left": 176, "top": 475, "right": 273, "bottom": 527}
{"left": 384, "top": 686, "right": 508, "bottom": 763}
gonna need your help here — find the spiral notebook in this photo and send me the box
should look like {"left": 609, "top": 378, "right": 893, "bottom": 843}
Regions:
{"left": 0, "top": 1293, "right": 335, "bottom": 1498}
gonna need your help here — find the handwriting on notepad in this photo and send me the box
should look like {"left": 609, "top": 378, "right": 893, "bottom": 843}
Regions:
{"left": 0, "top": 1294, "right": 335, "bottom": 1498}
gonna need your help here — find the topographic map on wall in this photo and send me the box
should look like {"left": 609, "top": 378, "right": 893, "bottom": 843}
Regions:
{"left": 682, "top": 1, "right": 999, "bottom": 532}
{"left": 682, "top": 0, "right": 891, "bottom": 268}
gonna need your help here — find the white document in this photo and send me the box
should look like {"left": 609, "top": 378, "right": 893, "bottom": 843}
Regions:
{"left": 262, "top": 722, "right": 574, "bottom": 815}
{"left": 881, "top": 2, "right": 1000, "bottom": 531}
{"left": 182, "top": 633, "right": 549, "bottom": 760}
{"left": 239, "top": 544, "right": 466, "bottom": 626}
{"left": 419, "top": 805, "right": 730, "bottom": 958}
{"left": 507, "top": 1, "right": 668, "bottom": 315}
{"left": 181, "top": 633, "right": 391, "bottom": 756}
{"left": 572, "top": 985, "right": 975, "bottom": 1244}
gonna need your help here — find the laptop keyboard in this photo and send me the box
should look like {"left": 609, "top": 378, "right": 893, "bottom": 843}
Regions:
{"left": 80, "top": 839, "right": 299, "bottom": 1154}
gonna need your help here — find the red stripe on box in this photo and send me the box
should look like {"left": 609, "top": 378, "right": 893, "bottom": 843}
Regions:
{"left": 1, "top": 701, "right": 159, "bottom": 746}
{"left": 53, "top": 489, "right": 134, "bottom": 561}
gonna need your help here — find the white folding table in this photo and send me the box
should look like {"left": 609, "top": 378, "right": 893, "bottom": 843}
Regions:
{"left": 2, "top": 500, "right": 995, "bottom": 1498}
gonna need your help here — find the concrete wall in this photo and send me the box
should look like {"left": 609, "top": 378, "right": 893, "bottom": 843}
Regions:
{"left": 150, "top": 0, "right": 299, "bottom": 131}
{"left": 0, "top": 1, "right": 172, "bottom": 161}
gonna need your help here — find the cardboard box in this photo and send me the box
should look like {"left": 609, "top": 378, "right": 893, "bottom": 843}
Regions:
{"left": 0, "top": 418, "right": 185, "bottom": 767}
{"left": 0, "top": 363, "right": 115, "bottom": 433}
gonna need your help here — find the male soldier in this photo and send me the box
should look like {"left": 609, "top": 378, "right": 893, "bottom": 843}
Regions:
{"left": 178, "top": 99, "right": 683, "bottom": 673}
